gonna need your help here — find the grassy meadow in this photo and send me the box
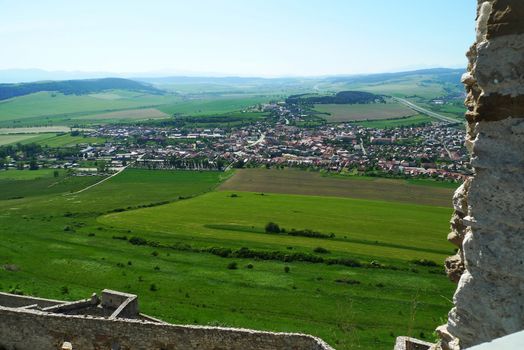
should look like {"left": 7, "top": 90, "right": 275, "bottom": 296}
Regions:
{"left": 0, "top": 168, "right": 456, "bottom": 349}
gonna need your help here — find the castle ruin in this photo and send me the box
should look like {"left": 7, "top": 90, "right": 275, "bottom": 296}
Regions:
{"left": 0, "top": 290, "right": 333, "bottom": 349}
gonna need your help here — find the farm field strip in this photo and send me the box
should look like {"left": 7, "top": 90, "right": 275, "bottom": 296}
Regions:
{"left": 219, "top": 168, "right": 457, "bottom": 207}
{"left": 76, "top": 108, "right": 170, "bottom": 120}
{"left": 314, "top": 102, "right": 417, "bottom": 122}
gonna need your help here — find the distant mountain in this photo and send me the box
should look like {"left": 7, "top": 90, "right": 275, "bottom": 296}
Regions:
{"left": 0, "top": 69, "right": 118, "bottom": 83}
{"left": 0, "top": 78, "right": 164, "bottom": 101}
{"left": 326, "top": 68, "right": 465, "bottom": 85}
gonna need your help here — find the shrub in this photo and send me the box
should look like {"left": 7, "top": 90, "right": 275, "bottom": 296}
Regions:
{"left": 284, "top": 266, "right": 290, "bottom": 273}
{"left": 154, "top": 266, "right": 160, "bottom": 271}
{"left": 265, "top": 222, "right": 281, "bottom": 234}
{"left": 246, "top": 263, "right": 254, "bottom": 269}
{"left": 60, "top": 286, "right": 69, "bottom": 294}
{"left": 208, "top": 247, "right": 232, "bottom": 258}
{"left": 288, "top": 229, "right": 333, "bottom": 239}
{"left": 149, "top": 284, "right": 158, "bottom": 292}
{"left": 112, "top": 235, "right": 127, "bottom": 241}
{"left": 411, "top": 259, "right": 438, "bottom": 267}
{"left": 313, "top": 247, "right": 330, "bottom": 254}
{"left": 227, "top": 262, "right": 238, "bottom": 270}
{"left": 151, "top": 251, "right": 159, "bottom": 257}
{"left": 129, "top": 236, "right": 147, "bottom": 245}
{"left": 335, "top": 278, "right": 360, "bottom": 285}
{"left": 230, "top": 193, "right": 238, "bottom": 198}
{"left": 88, "top": 232, "right": 95, "bottom": 237}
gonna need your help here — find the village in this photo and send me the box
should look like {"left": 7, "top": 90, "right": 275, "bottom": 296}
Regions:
{"left": 0, "top": 100, "right": 470, "bottom": 183}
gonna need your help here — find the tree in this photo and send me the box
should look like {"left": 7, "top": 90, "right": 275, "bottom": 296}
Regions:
{"left": 97, "top": 160, "right": 107, "bottom": 174}
{"left": 265, "top": 222, "right": 281, "bottom": 234}
{"left": 29, "top": 158, "right": 38, "bottom": 170}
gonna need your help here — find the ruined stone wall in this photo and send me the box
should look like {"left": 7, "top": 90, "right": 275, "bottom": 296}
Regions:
{"left": 0, "top": 292, "right": 63, "bottom": 308}
{"left": 438, "top": 1, "right": 524, "bottom": 348}
{"left": 0, "top": 306, "right": 334, "bottom": 350}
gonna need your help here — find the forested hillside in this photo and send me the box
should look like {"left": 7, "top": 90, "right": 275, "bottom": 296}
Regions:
{"left": 0, "top": 78, "right": 163, "bottom": 101}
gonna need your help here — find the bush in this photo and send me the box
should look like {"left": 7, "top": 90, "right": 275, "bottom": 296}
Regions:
{"left": 151, "top": 251, "right": 159, "bottom": 257}
{"left": 230, "top": 193, "right": 238, "bottom": 198}
{"left": 246, "top": 263, "right": 254, "bottom": 269}
{"left": 129, "top": 236, "right": 147, "bottom": 245}
{"left": 227, "top": 262, "right": 238, "bottom": 270}
{"left": 313, "top": 247, "right": 330, "bottom": 254}
{"left": 60, "top": 286, "right": 69, "bottom": 294}
{"left": 149, "top": 284, "right": 158, "bottom": 292}
{"left": 410, "top": 259, "right": 438, "bottom": 267}
{"left": 208, "top": 247, "right": 232, "bottom": 258}
{"left": 335, "top": 278, "right": 360, "bottom": 285}
{"left": 265, "top": 222, "right": 281, "bottom": 234}
{"left": 284, "top": 266, "right": 290, "bottom": 273}
{"left": 112, "top": 235, "right": 128, "bottom": 241}
{"left": 288, "top": 229, "right": 333, "bottom": 239}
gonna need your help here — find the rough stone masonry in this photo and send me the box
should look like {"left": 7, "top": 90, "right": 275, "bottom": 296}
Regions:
{"left": 436, "top": 0, "right": 524, "bottom": 349}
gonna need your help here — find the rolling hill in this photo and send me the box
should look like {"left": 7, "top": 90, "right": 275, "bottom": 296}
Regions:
{"left": 0, "top": 77, "right": 164, "bottom": 101}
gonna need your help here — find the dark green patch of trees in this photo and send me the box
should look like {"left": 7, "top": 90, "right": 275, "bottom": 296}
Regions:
{"left": 286, "top": 91, "right": 384, "bottom": 105}
{"left": 0, "top": 78, "right": 163, "bottom": 101}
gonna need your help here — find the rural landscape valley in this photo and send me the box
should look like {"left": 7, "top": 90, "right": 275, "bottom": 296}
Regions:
{"left": 7, "top": 1, "right": 513, "bottom": 349}
{"left": 0, "top": 69, "right": 466, "bottom": 349}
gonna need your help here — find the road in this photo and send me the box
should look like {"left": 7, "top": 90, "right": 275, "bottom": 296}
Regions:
{"left": 392, "top": 97, "right": 459, "bottom": 124}
{"left": 69, "top": 155, "right": 143, "bottom": 195}
{"left": 246, "top": 132, "right": 266, "bottom": 149}
{"left": 360, "top": 138, "right": 367, "bottom": 156}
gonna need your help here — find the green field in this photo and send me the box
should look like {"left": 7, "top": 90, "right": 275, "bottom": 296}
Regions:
{"left": 0, "top": 133, "right": 43, "bottom": 146}
{"left": 0, "top": 133, "right": 108, "bottom": 147}
{"left": 0, "top": 90, "right": 273, "bottom": 127}
{"left": 352, "top": 115, "right": 433, "bottom": 128}
{"left": 158, "top": 96, "right": 273, "bottom": 116}
{"left": 314, "top": 102, "right": 416, "bottom": 122}
{"left": 0, "top": 91, "right": 175, "bottom": 127}
{"left": 0, "top": 168, "right": 455, "bottom": 349}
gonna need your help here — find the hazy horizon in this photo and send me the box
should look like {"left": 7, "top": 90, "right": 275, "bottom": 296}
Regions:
{"left": 1, "top": 0, "right": 475, "bottom": 78}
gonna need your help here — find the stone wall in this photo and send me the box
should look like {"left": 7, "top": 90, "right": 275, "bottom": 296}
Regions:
{"left": 0, "top": 292, "right": 63, "bottom": 308}
{"left": 437, "top": 1, "right": 524, "bottom": 349}
{"left": 0, "top": 305, "right": 334, "bottom": 350}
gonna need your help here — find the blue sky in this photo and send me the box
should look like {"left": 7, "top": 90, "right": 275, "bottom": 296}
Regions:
{"left": 0, "top": 0, "right": 476, "bottom": 76}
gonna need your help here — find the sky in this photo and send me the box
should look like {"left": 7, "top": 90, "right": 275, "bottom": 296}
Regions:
{"left": 0, "top": 0, "right": 477, "bottom": 77}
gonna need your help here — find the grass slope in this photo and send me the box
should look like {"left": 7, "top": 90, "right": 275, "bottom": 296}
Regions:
{"left": 0, "top": 169, "right": 455, "bottom": 349}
